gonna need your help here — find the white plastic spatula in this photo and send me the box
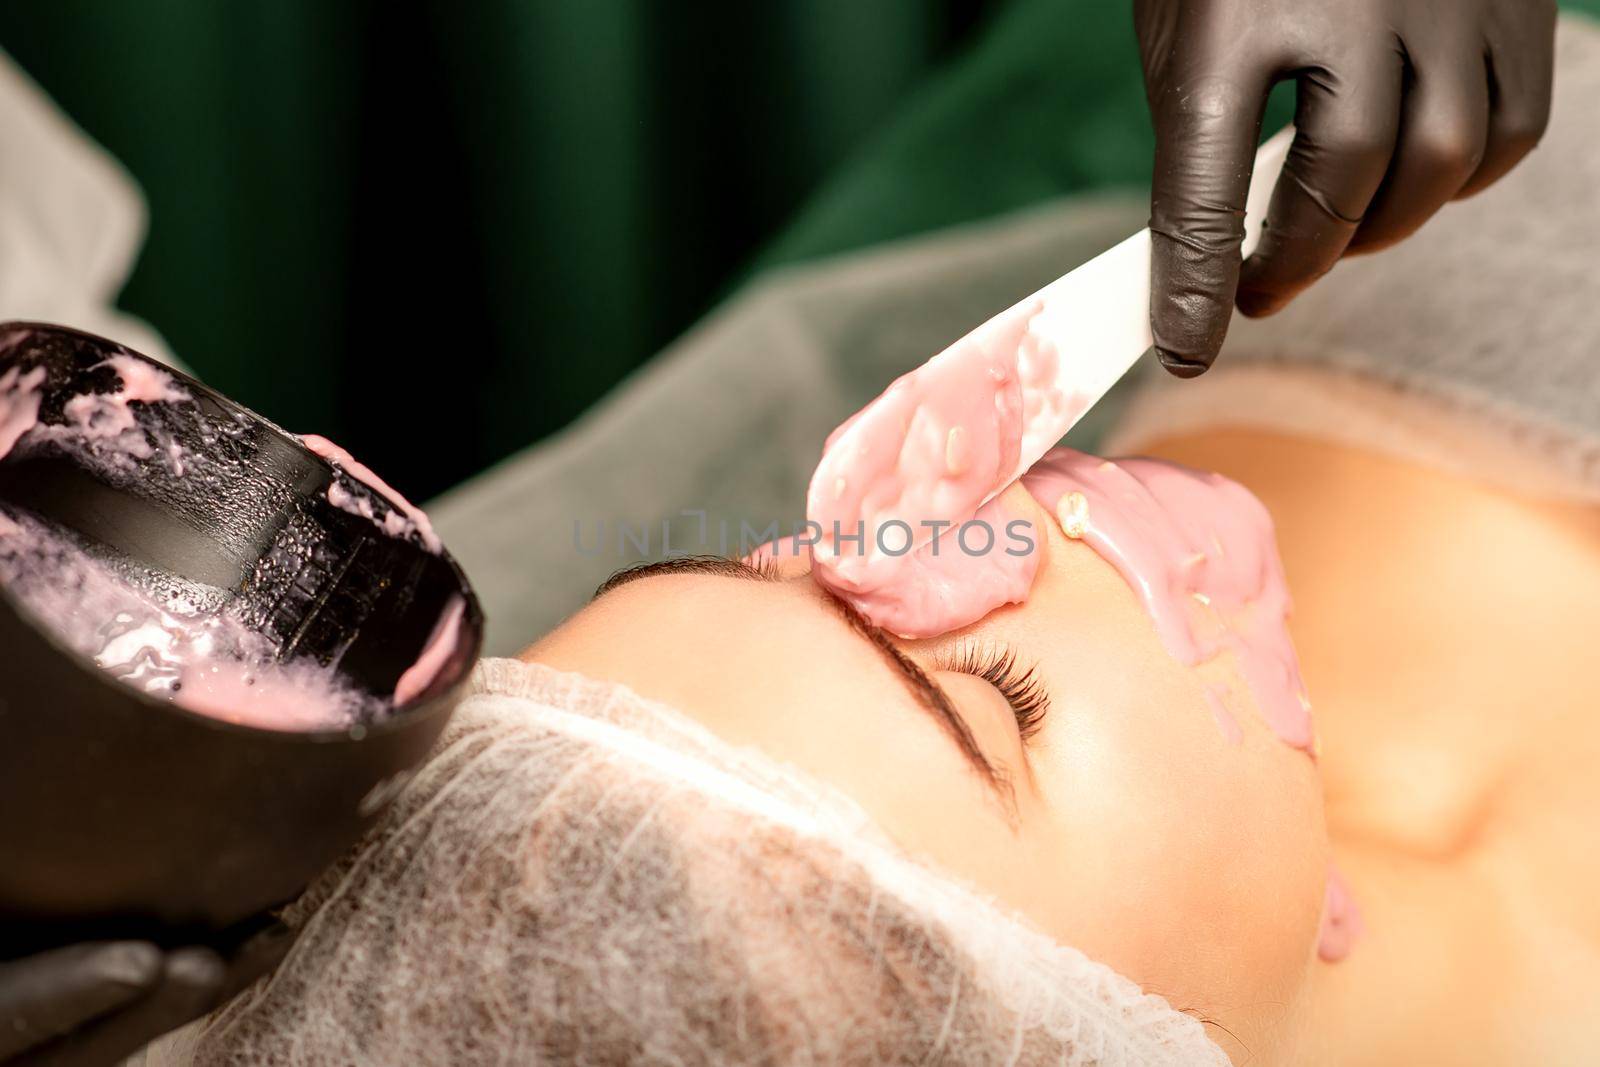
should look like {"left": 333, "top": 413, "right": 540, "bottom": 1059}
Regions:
{"left": 804, "top": 127, "right": 1298, "bottom": 637}
{"left": 991, "top": 126, "right": 1295, "bottom": 490}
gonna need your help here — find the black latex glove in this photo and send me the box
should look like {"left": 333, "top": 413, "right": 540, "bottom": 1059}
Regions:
{"left": 1135, "top": 0, "right": 1557, "bottom": 376}
{"left": 0, "top": 924, "right": 293, "bottom": 1067}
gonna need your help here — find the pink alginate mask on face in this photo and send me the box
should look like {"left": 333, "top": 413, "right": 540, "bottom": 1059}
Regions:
{"left": 1317, "top": 864, "right": 1364, "bottom": 963}
{"left": 801, "top": 317, "right": 1314, "bottom": 751}
{"left": 803, "top": 341, "right": 1355, "bottom": 954}
{"left": 1020, "top": 449, "right": 1315, "bottom": 754}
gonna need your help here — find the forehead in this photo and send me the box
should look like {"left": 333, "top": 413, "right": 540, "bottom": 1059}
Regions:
{"left": 586, "top": 568, "right": 807, "bottom": 629}
{"left": 566, "top": 571, "right": 908, "bottom": 700}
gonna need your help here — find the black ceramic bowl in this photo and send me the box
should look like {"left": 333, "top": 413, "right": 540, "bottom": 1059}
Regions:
{"left": 0, "top": 323, "right": 483, "bottom": 953}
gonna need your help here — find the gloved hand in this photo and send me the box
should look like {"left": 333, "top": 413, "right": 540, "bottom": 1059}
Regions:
{"left": 1135, "top": 0, "right": 1557, "bottom": 376}
{"left": 0, "top": 924, "right": 293, "bottom": 1067}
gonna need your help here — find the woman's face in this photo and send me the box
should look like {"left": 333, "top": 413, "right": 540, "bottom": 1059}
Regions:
{"left": 525, "top": 480, "right": 1329, "bottom": 1059}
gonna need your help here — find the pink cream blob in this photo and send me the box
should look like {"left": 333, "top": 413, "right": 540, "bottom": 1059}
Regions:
{"left": 803, "top": 333, "right": 1316, "bottom": 753}
{"left": 393, "top": 595, "right": 465, "bottom": 706}
{"left": 0, "top": 507, "right": 373, "bottom": 732}
{"left": 1317, "top": 865, "right": 1364, "bottom": 962}
{"left": 301, "top": 433, "right": 441, "bottom": 553}
{"left": 172, "top": 660, "right": 372, "bottom": 732}
{"left": 805, "top": 297, "right": 1085, "bottom": 638}
{"left": 0, "top": 353, "right": 193, "bottom": 471}
{"left": 103, "top": 354, "right": 188, "bottom": 404}
{"left": 824, "top": 495, "right": 1042, "bottom": 639}
{"left": 0, "top": 365, "right": 46, "bottom": 459}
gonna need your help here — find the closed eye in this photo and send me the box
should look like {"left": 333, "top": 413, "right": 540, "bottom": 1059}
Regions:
{"left": 939, "top": 642, "right": 1052, "bottom": 742}
{"left": 593, "top": 554, "right": 1012, "bottom": 796}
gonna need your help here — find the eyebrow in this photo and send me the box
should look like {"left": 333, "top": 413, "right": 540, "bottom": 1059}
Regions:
{"left": 595, "top": 555, "right": 772, "bottom": 595}
{"left": 593, "top": 555, "right": 1004, "bottom": 791}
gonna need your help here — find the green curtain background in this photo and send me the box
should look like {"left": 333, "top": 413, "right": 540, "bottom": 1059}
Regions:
{"left": 0, "top": 0, "right": 994, "bottom": 498}
{"left": 3, "top": 0, "right": 1594, "bottom": 499}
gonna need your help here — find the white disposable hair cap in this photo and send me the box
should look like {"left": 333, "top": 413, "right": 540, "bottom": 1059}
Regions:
{"left": 162, "top": 658, "right": 1227, "bottom": 1066}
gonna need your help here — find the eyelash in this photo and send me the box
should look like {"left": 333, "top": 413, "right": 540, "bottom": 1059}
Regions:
{"left": 733, "top": 554, "right": 1050, "bottom": 742}
{"left": 745, "top": 554, "right": 782, "bottom": 580}
{"left": 941, "top": 643, "right": 1051, "bottom": 741}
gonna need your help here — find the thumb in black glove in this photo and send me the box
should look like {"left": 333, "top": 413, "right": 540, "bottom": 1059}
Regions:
{"left": 0, "top": 923, "right": 293, "bottom": 1067}
{"left": 1135, "top": 0, "right": 1557, "bottom": 376}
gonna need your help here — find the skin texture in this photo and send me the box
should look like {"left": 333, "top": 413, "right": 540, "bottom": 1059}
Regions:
{"left": 1135, "top": 0, "right": 1557, "bottom": 375}
{"left": 527, "top": 482, "right": 1329, "bottom": 1062}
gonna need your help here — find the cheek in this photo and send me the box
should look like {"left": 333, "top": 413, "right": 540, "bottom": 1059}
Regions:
{"left": 1025, "top": 658, "right": 1327, "bottom": 1021}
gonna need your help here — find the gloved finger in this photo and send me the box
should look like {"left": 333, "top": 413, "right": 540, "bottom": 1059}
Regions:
{"left": 1348, "top": 45, "right": 1491, "bottom": 253}
{"left": 1237, "top": 47, "right": 1404, "bottom": 318}
{"left": 0, "top": 943, "right": 162, "bottom": 1059}
{"left": 1459, "top": 2, "right": 1557, "bottom": 197}
{"left": 10, "top": 949, "right": 225, "bottom": 1067}
{"left": 1147, "top": 46, "right": 1277, "bottom": 377}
